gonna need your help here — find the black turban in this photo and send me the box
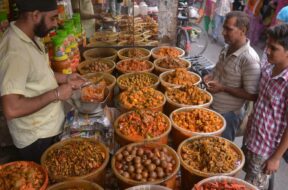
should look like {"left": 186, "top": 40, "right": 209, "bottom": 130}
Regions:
{"left": 16, "top": 0, "right": 57, "bottom": 12}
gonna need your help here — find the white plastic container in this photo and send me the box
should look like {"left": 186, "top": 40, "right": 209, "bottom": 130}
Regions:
{"left": 139, "top": 1, "right": 148, "bottom": 16}
{"left": 133, "top": 2, "right": 140, "bottom": 16}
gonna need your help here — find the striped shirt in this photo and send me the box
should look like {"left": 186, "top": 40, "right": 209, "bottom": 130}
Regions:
{"left": 211, "top": 40, "right": 261, "bottom": 114}
{"left": 245, "top": 62, "right": 288, "bottom": 157}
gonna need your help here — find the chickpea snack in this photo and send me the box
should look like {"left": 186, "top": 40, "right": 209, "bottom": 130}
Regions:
{"left": 0, "top": 161, "right": 48, "bottom": 190}
{"left": 112, "top": 142, "right": 180, "bottom": 189}
{"left": 117, "top": 72, "right": 159, "bottom": 91}
{"left": 41, "top": 138, "right": 109, "bottom": 186}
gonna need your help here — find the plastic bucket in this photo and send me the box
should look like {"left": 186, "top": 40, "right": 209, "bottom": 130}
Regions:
{"left": 41, "top": 138, "right": 110, "bottom": 187}
{"left": 0, "top": 161, "right": 48, "bottom": 190}
{"left": 112, "top": 142, "right": 180, "bottom": 190}
{"left": 47, "top": 180, "right": 103, "bottom": 190}
{"left": 164, "top": 88, "right": 213, "bottom": 115}
{"left": 170, "top": 107, "right": 226, "bottom": 149}
{"left": 117, "top": 48, "right": 151, "bottom": 61}
{"left": 153, "top": 57, "right": 191, "bottom": 75}
{"left": 116, "top": 59, "right": 154, "bottom": 74}
{"left": 117, "top": 72, "right": 160, "bottom": 92}
{"left": 118, "top": 89, "right": 166, "bottom": 113}
{"left": 192, "top": 176, "right": 259, "bottom": 190}
{"left": 159, "top": 70, "right": 201, "bottom": 92}
{"left": 151, "top": 46, "right": 185, "bottom": 60}
{"left": 125, "top": 185, "right": 172, "bottom": 190}
{"left": 83, "top": 48, "right": 118, "bottom": 61}
{"left": 77, "top": 59, "right": 115, "bottom": 75}
{"left": 177, "top": 136, "right": 245, "bottom": 190}
{"left": 114, "top": 110, "right": 171, "bottom": 147}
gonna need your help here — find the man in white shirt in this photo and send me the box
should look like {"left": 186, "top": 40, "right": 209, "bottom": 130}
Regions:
{"left": 205, "top": 11, "right": 261, "bottom": 141}
{"left": 212, "top": 0, "right": 234, "bottom": 42}
{"left": 0, "top": 0, "right": 84, "bottom": 163}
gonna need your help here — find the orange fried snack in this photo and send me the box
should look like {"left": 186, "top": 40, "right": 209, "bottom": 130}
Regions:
{"left": 117, "top": 59, "right": 151, "bottom": 73}
{"left": 172, "top": 109, "right": 223, "bottom": 133}
{"left": 81, "top": 83, "right": 105, "bottom": 102}
{"left": 155, "top": 47, "right": 181, "bottom": 57}
{"left": 119, "top": 87, "right": 164, "bottom": 109}
{"left": 167, "top": 85, "right": 210, "bottom": 105}
{"left": 164, "top": 68, "right": 199, "bottom": 86}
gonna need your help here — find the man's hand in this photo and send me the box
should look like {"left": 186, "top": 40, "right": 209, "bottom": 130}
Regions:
{"left": 67, "top": 73, "right": 85, "bottom": 90}
{"left": 207, "top": 80, "right": 224, "bottom": 93}
{"left": 57, "top": 83, "right": 73, "bottom": 101}
{"left": 264, "top": 156, "right": 281, "bottom": 175}
{"left": 203, "top": 74, "right": 213, "bottom": 84}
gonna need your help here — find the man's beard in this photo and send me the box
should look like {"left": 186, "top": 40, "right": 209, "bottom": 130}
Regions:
{"left": 34, "top": 17, "right": 54, "bottom": 37}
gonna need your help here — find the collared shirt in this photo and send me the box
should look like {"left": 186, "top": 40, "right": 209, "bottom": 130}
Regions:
{"left": 245, "top": 61, "right": 288, "bottom": 158}
{"left": 0, "top": 22, "right": 65, "bottom": 148}
{"left": 211, "top": 40, "right": 261, "bottom": 114}
{"left": 215, "top": 0, "right": 234, "bottom": 16}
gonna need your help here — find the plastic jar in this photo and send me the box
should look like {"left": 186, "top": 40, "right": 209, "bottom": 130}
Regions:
{"left": 64, "top": 25, "right": 76, "bottom": 45}
{"left": 65, "top": 47, "right": 73, "bottom": 62}
{"left": 57, "top": 30, "right": 69, "bottom": 48}
{"left": 70, "top": 42, "right": 80, "bottom": 59}
{"left": 51, "top": 36, "right": 66, "bottom": 58}
{"left": 52, "top": 54, "right": 72, "bottom": 74}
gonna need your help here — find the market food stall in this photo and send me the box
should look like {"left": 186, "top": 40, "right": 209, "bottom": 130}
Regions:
{"left": 0, "top": 1, "right": 260, "bottom": 190}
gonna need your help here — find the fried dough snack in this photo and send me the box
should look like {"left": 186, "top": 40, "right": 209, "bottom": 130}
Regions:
{"left": 117, "top": 59, "right": 151, "bottom": 73}
{"left": 155, "top": 47, "right": 182, "bottom": 57}
{"left": 119, "top": 87, "right": 164, "bottom": 109}
{"left": 164, "top": 69, "right": 199, "bottom": 86}
{"left": 81, "top": 82, "right": 106, "bottom": 102}
{"left": 125, "top": 48, "right": 148, "bottom": 58}
{"left": 157, "top": 57, "right": 189, "bottom": 69}
{"left": 167, "top": 85, "right": 210, "bottom": 105}
{"left": 172, "top": 108, "right": 223, "bottom": 133}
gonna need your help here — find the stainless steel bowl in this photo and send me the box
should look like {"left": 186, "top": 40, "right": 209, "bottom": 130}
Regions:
{"left": 69, "top": 87, "right": 110, "bottom": 114}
